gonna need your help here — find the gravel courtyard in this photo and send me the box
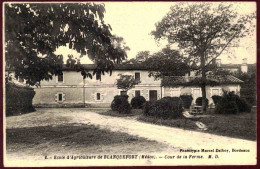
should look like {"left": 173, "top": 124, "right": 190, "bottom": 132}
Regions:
{"left": 5, "top": 108, "right": 257, "bottom": 166}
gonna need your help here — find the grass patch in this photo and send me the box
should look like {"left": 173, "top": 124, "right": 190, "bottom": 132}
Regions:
{"left": 98, "top": 109, "right": 143, "bottom": 117}
{"left": 6, "top": 123, "right": 171, "bottom": 155}
{"left": 138, "top": 108, "right": 256, "bottom": 141}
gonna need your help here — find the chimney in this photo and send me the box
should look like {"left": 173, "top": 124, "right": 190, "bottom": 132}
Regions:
{"left": 242, "top": 58, "right": 247, "bottom": 65}
{"left": 241, "top": 58, "right": 248, "bottom": 73}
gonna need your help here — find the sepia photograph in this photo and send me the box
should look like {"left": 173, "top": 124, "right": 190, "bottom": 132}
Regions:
{"left": 3, "top": 1, "right": 257, "bottom": 167}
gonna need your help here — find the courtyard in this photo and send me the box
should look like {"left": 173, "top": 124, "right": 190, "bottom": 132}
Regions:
{"left": 5, "top": 108, "right": 256, "bottom": 166}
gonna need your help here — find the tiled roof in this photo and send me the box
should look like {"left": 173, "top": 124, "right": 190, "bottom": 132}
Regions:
{"left": 162, "top": 75, "right": 243, "bottom": 87}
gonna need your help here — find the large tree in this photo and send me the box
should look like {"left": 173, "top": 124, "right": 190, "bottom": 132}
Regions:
{"left": 143, "top": 46, "right": 190, "bottom": 80}
{"left": 5, "top": 3, "right": 128, "bottom": 86}
{"left": 151, "top": 3, "right": 255, "bottom": 112}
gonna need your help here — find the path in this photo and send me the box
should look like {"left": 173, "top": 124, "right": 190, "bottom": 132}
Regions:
{"left": 6, "top": 108, "right": 257, "bottom": 165}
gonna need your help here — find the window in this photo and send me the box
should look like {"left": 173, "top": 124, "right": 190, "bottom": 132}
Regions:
{"left": 212, "top": 89, "right": 220, "bottom": 96}
{"left": 56, "top": 92, "right": 65, "bottom": 103}
{"left": 120, "top": 91, "right": 127, "bottom": 96}
{"left": 58, "top": 93, "right": 63, "bottom": 101}
{"left": 149, "top": 90, "right": 157, "bottom": 101}
{"left": 170, "top": 88, "right": 180, "bottom": 97}
{"left": 135, "top": 72, "right": 140, "bottom": 81}
{"left": 135, "top": 90, "right": 141, "bottom": 97}
{"left": 210, "top": 88, "right": 222, "bottom": 97}
{"left": 58, "top": 73, "right": 63, "bottom": 82}
{"left": 192, "top": 88, "right": 201, "bottom": 100}
{"left": 96, "top": 73, "right": 101, "bottom": 80}
{"left": 97, "top": 93, "right": 101, "bottom": 100}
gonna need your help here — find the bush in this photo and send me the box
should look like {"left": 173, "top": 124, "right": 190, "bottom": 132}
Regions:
{"left": 195, "top": 97, "right": 209, "bottom": 107}
{"left": 6, "top": 82, "right": 35, "bottom": 116}
{"left": 131, "top": 96, "right": 146, "bottom": 109}
{"left": 236, "top": 97, "right": 251, "bottom": 113}
{"left": 215, "top": 101, "right": 239, "bottom": 114}
{"left": 111, "top": 95, "right": 131, "bottom": 114}
{"left": 215, "top": 91, "right": 251, "bottom": 114}
{"left": 180, "top": 95, "right": 193, "bottom": 109}
{"left": 143, "top": 97, "right": 184, "bottom": 119}
{"left": 212, "top": 95, "right": 223, "bottom": 105}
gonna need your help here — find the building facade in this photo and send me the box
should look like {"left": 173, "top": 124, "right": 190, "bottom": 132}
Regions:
{"left": 31, "top": 64, "right": 243, "bottom": 108}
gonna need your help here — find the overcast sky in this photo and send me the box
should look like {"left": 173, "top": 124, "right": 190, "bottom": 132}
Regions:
{"left": 55, "top": 2, "right": 256, "bottom": 64}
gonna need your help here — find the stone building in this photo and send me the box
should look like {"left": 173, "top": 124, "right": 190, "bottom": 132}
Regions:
{"left": 31, "top": 64, "right": 243, "bottom": 108}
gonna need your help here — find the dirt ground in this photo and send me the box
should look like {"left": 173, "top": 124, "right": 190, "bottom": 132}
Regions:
{"left": 5, "top": 108, "right": 177, "bottom": 161}
{"left": 5, "top": 108, "right": 257, "bottom": 166}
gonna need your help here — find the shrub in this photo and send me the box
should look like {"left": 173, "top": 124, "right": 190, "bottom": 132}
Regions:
{"left": 215, "top": 101, "right": 239, "bottom": 114}
{"left": 195, "top": 97, "right": 209, "bottom": 107}
{"left": 236, "top": 97, "right": 251, "bottom": 113}
{"left": 111, "top": 95, "right": 131, "bottom": 114}
{"left": 6, "top": 82, "right": 35, "bottom": 116}
{"left": 143, "top": 97, "right": 184, "bottom": 119}
{"left": 180, "top": 95, "right": 193, "bottom": 109}
{"left": 131, "top": 96, "right": 146, "bottom": 109}
{"left": 212, "top": 95, "right": 223, "bottom": 105}
{"left": 215, "top": 91, "right": 251, "bottom": 114}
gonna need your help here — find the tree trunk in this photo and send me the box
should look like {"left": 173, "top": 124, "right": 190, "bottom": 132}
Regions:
{"left": 201, "top": 84, "right": 207, "bottom": 112}
{"left": 201, "top": 53, "right": 207, "bottom": 113}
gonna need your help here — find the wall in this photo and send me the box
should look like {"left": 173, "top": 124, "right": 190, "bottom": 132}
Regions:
{"left": 33, "top": 70, "right": 162, "bottom": 107}
{"left": 163, "top": 84, "right": 240, "bottom": 106}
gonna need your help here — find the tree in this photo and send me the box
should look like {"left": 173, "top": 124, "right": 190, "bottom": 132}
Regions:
{"left": 151, "top": 3, "right": 255, "bottom": 112}
{"left": 116, "top": 74, "right": 140, "bottom": 92}
{"left": 125, "top": 51, "right": 150, "bottom": 64}
{"left": 5, "top": 3, "right": 128, "bottom": 86}
{"left": 143, "top": 46, "right": 190, "bottom": 80}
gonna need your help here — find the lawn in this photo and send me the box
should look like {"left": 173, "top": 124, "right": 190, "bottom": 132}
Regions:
{"left": 138, "top": 108, "right": 257, "bottom": 141}
{"left": 100, "top": 107, "right": 257, "bottom": 141}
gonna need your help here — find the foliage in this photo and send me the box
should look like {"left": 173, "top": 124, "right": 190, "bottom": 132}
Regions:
{"left": 116, "top": 74, "right": 140, "bottom": 91}
{"left": 111, "top": 95, "right": 131, "bottom": 114}
{"left": 143, "top": 46, "right": 190, "bottom": 80}
{"left": 195, "top": 97, "right": 209, "bottom": 107}
{"left": 6, "top": 82, "right": 35, "bottom": 116}
{"left": 211, "top": 95, "right": 222, "bottom": 105}
{"left": 5, "top": 3, "right": 128, "bottom": 86}
{"left": 151, "top": 2, "right": 255, "bottom": 112}
{"left": 180, "top": 95, "right": 193, "bottom": 109}
{"left": 131, "top": 96, "right": 146, "bottom": 109}
{"left": 236, "top": 73, "right": 256, "bottom": 106}
{"left": 126, "top": 51, "right": 150, "bottom": 64}
{"left": 143, "top": 97, "right": 184, "bottom": 119}
{"left": 215, "top": 91, "right": 251, "bottom": 114}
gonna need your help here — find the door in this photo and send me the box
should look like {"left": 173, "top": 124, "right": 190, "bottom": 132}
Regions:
{"left": 149, "top": 90, "right": 157, "bottom": 101}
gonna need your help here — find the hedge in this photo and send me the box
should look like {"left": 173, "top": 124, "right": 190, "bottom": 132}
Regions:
{"left": 212, "top": 95, "right": 222, "bottom": 105}
{"left": 6, "top": 82, "right": 35, "bottom": 116}
{"left": 215, "top": 91, "right": 251, "bottom": 114}
{"left": 195, "top": 97, "right": 209, "bottom": 107}
{"left": 111, "top": 95, "right": 131, "bottom": 114}
{"left": 143, "top": 97, "right": 184, "bottom": 119}
{"left": 131, "top": 96, "right": 146, "bottom": 109}
{"left": 180, "top": 95, "right": 193, "bottom": 108}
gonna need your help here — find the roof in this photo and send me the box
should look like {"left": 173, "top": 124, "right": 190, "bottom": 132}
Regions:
{"left": 162, "top": 75, "right": 243, "bottom": 87}
{"left": 62, "top": 64, "right": 148, "bottom": 71}
{"left": 220, "top": 64, "right": 241, "bottom": 69}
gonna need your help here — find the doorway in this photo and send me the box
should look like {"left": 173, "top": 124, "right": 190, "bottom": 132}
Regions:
{"left": 149, "top": 90, "right": 157, "bottom": 101}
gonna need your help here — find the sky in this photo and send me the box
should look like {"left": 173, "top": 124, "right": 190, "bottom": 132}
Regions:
{"left": 55, "top": 2, "right": 256, "bottom": 64}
